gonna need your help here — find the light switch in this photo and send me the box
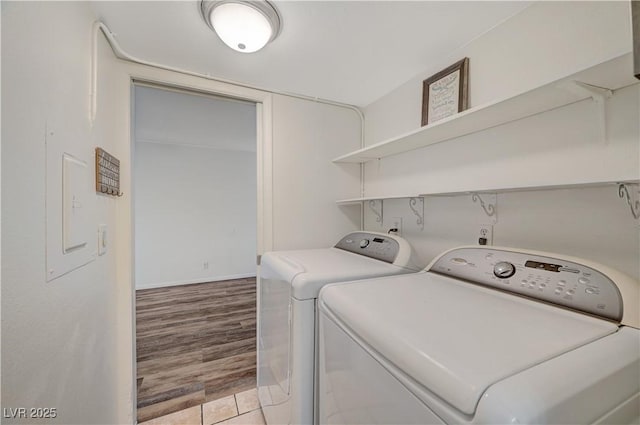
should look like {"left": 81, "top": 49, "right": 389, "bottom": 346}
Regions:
{"left": 98, "top": 224, "right": 107, "bottom": 256}
{"left": 62, "top": 153, "right": 89, "bottom": 253}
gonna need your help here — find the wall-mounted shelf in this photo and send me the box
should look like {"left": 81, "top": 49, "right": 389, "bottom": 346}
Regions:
{"left": 338, "top": 180, "right": 640, "bottom": 221}
{"left": 336, "top": 194, "right": 418, "bottom": 205}
{"left": 418, "top": 181, "right": 639, "bottom": 197}
{"left": 339, "top": 196, "right": 427, "bottom": 230}
{"left": 337, "top": 180, "right": 639, "bottom": 204}
{"left": 333, "top": 53, "right": 638, "bottom": 164}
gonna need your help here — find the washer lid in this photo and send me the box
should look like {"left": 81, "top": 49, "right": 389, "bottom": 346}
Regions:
{"left": 319, "top": 272, "right": 619, "bottom": 415}
{"left": 262, "top": 248, "right": 413, "bottom": 300}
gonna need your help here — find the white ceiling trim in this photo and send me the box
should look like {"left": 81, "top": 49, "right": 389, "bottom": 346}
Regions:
{"left": 95, "top": 20, "right": 365, "bottom": 111}
{"left": 91, "top": 1, "right": 532, "bottom": 107}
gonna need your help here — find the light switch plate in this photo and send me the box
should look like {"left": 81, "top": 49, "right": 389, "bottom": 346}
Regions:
{"left": 98, "top": 224, "right": 107, "bottom": 256}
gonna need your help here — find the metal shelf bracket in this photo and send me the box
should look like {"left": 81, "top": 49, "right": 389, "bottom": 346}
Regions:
{"left": 471, "top": 193, "right": 497, "bottom": 224}
{"left": 409, "top": 197, "right": 425, "bottom": 231}
{"left": 618, "top": 183, "right": 640, "bottom": 220}
{"left": 368, "top": 199, "right": 384, "bottom": 226}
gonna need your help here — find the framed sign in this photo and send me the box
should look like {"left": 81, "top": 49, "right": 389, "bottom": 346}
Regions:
{"left": 421, "top": 58, "right": 469, "bottom": 126}
{"left": 95, "top": 147, "right": 122, "bottom": 197}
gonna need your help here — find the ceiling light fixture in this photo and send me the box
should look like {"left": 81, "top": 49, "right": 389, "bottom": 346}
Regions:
{"left": 201, "top": 0, "right": 282, "bottom": 53}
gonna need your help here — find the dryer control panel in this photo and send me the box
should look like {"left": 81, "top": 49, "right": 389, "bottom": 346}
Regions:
{"left": 431, "top": 247, "right": 623, "bottom": 322}
{"left": 335, "top": 232, "right": 400, "bottom": 264}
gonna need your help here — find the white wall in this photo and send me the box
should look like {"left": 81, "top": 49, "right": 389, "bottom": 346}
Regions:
{"left": 365, "top": 83, "right": 639, "bottom": 195}
{"left": 360, "top": 1, "right": 640, "bottom": 278}
{"left": 271, "top": 94, "right": 361, "bottom": 250}
{"left": 2, "top": 2, "right": 123, "bottom": 423}
{"left": 1, "top": 4, "right": 363, "bottom": 422}
{"left": 364, "top": 1, "right": 633, "bottom": 144}
{"left": 135, "top": 142, "right": 257, "bottom": 288}
{"left": 134, "top": 86, "right": 257, "bottom": 289}
{"left": 367, "top": 185, "right": 640, "bottom": 280}
{"left": 134, "top": 85, "right": 257, "bottom": 153}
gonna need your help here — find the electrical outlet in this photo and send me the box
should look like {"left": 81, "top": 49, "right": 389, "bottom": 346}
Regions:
{"left": 203, "top": 261, "right": 209, "bottom": 270}
{"left": 389, "top": 216, "right": 403, "bottom": 236}
{"left": 478, "top": 224, "right": 493, "bottom": 246}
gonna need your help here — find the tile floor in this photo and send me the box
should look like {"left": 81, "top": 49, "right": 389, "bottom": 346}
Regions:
{"left": 140, "top": 388, "right": 264, "bottom": 425}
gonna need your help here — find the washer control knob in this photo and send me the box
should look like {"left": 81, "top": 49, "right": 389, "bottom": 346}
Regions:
{"left": 359, "top": 239, "right": 370, "bottom": 248}
{"left": 494, "top": 262, "right": 516, "bottom": 279}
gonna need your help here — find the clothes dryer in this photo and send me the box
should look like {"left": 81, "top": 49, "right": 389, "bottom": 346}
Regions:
{"left": 258, "top": 232, "right": 421, "bottom": 425}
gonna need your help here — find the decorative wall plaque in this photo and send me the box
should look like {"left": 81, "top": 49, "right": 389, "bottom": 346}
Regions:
{"left": 95, "top": 147, "right": 122, "bottom": 196}
{"left": 421, "top": 58, "right": 469, "bottom": 126}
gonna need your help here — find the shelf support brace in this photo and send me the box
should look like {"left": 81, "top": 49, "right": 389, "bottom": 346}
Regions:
{"left": 408, "top": 197, "right": 425, "bottom": 231}
{"left": 471, "top": 193, "right": 497, "bottom": 224}
{"left": 570, "top": 81, "right": 613, "bottom": 144}
{"left": 368, "top": 200, "right": 384, "bottom": 226}
{"left": 618, "top": 183, "right": 640, "bottom": 220}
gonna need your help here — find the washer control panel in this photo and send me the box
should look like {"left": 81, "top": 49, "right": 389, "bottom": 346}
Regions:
{"left": 431, "top": 247, "right": 623, "bottom": 322}
{"left": 335, "top": 232, "right": 400, "bottom": 264}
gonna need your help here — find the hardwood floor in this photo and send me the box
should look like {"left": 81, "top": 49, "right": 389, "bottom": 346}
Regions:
{"left": 136, "top": 278, "right": 257, "bottom": 423}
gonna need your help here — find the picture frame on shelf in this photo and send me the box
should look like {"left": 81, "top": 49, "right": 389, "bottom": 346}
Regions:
{"left": 421, "top": 57, "right": 469, "bottom": 126}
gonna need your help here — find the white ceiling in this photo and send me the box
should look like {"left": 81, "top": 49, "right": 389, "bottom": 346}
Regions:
{"left": 134, "top": 85, "right": 257, "bottom": 151}
{"left": 92, "top": 1, "right": 531, "bottom": 107}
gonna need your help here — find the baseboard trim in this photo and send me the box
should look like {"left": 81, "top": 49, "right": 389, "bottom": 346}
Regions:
{"left": 135, "top": 273, "right": 257, "bottom": 290}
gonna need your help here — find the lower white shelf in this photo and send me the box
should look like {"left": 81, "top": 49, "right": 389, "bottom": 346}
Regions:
{"left": 419, "top": 180, "right": 639, "bottom": 197}
{"left": 336, "top": 195, "right": 419, "bottom": 205}
{"left": 336, "top": 180, "right": 639, "bottom": 204}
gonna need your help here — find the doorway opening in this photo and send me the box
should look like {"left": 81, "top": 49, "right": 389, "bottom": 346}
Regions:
{"left": 132, "top": 83, "right": 258, "bottom": 422}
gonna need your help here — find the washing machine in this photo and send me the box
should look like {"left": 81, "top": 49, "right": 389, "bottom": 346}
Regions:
{"left": 257, "top": 232, "right": 421, "bottom": 425}
{"left": 318, "top": 246, "right": 640, "bottom": 424}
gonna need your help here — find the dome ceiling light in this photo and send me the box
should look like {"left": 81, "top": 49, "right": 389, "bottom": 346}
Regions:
{"left": 201, "top": 0, "right": 282, "bottom": 53}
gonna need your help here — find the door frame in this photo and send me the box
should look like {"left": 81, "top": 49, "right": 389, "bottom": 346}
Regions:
{"left": 124, "top": 68, "right": 273, "bottom": 421}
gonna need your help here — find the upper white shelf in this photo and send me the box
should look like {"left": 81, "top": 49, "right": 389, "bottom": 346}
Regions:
{"left": 333, "top": 53, "right": 638, "bottom": 164}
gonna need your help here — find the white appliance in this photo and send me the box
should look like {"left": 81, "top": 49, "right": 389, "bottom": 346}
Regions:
{"left": 257, "top": 232, "right": 421, "bottom": 425}
{"left": 318, "top": 246, "right": 640, "bottom": 424}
